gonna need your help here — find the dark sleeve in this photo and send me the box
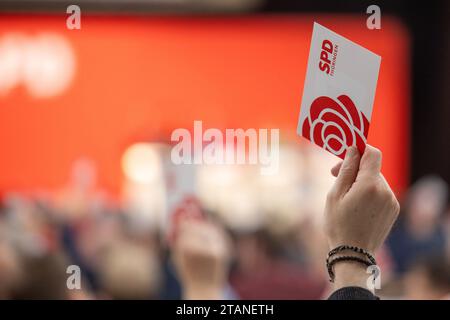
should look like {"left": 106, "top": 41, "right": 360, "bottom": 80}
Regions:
{"left": 328, "top": 287, "right": 379, "bottom": 300}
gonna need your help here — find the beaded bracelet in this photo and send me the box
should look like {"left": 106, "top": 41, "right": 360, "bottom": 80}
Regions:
{"left": 327, "top": 255, "right": 373, "bottom": 282}
{"left": 326, "top": 245, "right": 377, "bottom": 283}
{"left": 327, "top": 245, "right": 376, "bottom": 265}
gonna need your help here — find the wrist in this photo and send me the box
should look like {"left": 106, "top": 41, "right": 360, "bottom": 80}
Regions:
{"left": 332, "top": 260, "right": 372, "bottom": 293}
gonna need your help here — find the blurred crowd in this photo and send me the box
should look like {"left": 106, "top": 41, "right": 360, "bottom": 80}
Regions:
{"left": 0, "top": 143, "right": 449, "bottom": 300}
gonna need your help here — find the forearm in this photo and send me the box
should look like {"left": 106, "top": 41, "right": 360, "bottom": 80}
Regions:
{"left": 183, "top": 285, "right": 223, "bottom": 300}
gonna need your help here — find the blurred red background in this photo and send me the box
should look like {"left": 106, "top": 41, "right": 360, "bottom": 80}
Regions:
{"left": 0, "top": 14, "right": 410, "bottom": 195}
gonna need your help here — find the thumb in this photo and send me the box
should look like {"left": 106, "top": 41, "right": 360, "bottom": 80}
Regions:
{"left": 331, "top": 146, "right": 360, "bottom": 197}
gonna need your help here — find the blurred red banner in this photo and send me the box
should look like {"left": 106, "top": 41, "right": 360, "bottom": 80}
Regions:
{"left": 0, "top": 15, "right": 410, "bottom": 195}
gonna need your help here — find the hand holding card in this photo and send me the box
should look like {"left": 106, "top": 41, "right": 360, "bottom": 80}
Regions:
{"left": 169, "top": 198, "right": 231, "bottom": 300}
{"left": 298, "top": 22, "right": 381, "bottom": 158}
{"left": 167, "top": 196, "right": 205, "bottom": 245}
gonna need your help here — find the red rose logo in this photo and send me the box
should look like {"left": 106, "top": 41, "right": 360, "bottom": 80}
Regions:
{"left": 302, "top": 95, "right": 369, "bottom": 159}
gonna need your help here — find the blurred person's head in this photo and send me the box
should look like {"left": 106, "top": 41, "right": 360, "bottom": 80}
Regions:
{"left": 232, "top": 228, "right": 282, "bottom": 274}
{"left": 405, "top": 175, "right": 448, "bottom": 236}
{"left": 13, "top": 251, "right": 70, "bottom": 299}
{"left": 74, "top": 211, "right": 126, "bottom": 265}
{"left": 3, "top": 195, "right": 59, "bottom": 256}
{"left": 403, "top": 255, "right": 450, "bottom": 300}
{"left": 0, "top": 240, "right": 22, "bottom": 299}
{"left": 98, "top": 240, "right": 161, "bottom": 299}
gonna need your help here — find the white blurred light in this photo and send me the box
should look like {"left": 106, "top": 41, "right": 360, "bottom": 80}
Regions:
{"left": 0, "top": 34, "right": 25, "bottom": 95}
{"left": 217, "top": 182, "right": 262, "bottom": 232}
{"left": 258, "top": 144, "right": 304, "bottom": 188}
{"left": 121, "top": 143, "right": 169, "bottom": 232}
{"left": 122, "top": 143, "right": 163, "bottom": 184}
{"left": 23, "top": 33, "right": 75, "bottom": 98}
{"left": 257, "top": 144, "right": 305, "bottom": 233}
{"left": 0, "top": 32, "right": 75, "bottom": 98}
{"left": 198, "top": 163, "right": 240, "bottom": 188}
{"left": 197, "top": 164, "right": 263, "bottom": 232}
{"left": 122, "top": 181, "right": 166, "bottom": 233}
